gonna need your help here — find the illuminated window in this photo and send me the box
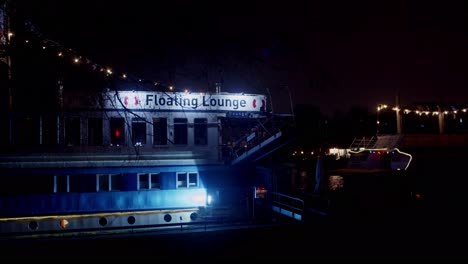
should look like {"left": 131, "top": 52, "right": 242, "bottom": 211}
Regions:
{"left": 65, "top": 117, "right": 81, "bottom": 146}
{"left": 110, "top": 118, "right": 125, "bottom": 146}
{"left": 194, "top": 118, "right": 208, "bottom": 145}
{"left": 138, "top": 173, "right": 160, "bottom": 190}
{"left": 177, "top": 172, "right": 198, "bottom": 188}
{"left": 153, "top": 118, "right": 167, "bottom": 145}
{"left": 88, "top": 118, "right": 103, "bottom": 146}
{"left": 132, "top": 118, "right": 146, "bottom": 145}
{"left": 174, "top": 118, "right": 188, "bottom": 145}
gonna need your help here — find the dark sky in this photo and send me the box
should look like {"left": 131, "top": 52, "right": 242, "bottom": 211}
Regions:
{"left": 11, "top": 0, "right": 468, "bottom": 116}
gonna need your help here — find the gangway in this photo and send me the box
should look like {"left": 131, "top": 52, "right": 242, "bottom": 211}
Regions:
{"left": 228, "top": 114, "right": 295, "bottom": 165}
{"left": 230, "top": 131, "right": 286, "bottom": 165}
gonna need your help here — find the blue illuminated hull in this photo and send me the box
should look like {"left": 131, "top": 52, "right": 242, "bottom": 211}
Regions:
{"left": 0, "top": 188, "right": 207, "bottom": 217}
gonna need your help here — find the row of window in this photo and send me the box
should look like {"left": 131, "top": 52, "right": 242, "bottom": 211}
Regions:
{"left": 0, "top": 172, "right": 200, "bottom": 196}
{"left": 87, "top": 117, "right": 208, "bottom": 146}
{"left": 13, "top": 116, "right": 209, "bottom": 147}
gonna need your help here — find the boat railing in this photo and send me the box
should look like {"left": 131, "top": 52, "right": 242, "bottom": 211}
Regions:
{"left": 268, "top": 192, "right": 305, "bottom": 222}
{"left": 349, "top": 136, "right": 377, "bottom": 150}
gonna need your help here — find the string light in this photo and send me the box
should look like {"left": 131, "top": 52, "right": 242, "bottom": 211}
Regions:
{"left": 378, "top": 103, "right": 468, "bottom": 117}
{"left": 18, "top": 20, "right": 179, "bottom": 92}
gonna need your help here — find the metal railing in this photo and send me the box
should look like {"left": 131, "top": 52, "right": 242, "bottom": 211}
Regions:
{"left": 268, "top": 192, "right": 305, "bottom": 222}
{"left": 220, "top": 114, "right": 294, "bottom": 162}
{"left": 349, "top": 136, "right": 377, "bottom": 150}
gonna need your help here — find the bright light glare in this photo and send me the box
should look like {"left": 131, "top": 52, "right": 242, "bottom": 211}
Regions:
{"left": 191, "top": 193, "right": 207, "bottom": 204}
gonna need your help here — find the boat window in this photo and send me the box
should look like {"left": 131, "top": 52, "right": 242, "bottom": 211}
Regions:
{"left": 138, "top": 173, "right": 161, "bottom": 190}
{"left": 65, "top": 117, "right": 81, "bottom": 146}
{"left": 174, "top": 118, "right": 188, "bottom": 145}
{"left": 194, "top": 118, "right": 208, "bottom": 145}
{"left": 132, "top": 118, "right": 146, "bottom": 145}
{"left": 97, "top": 174, "right": 122, "bottom": 191}
{"left": 110, "top": 118, "right": 125, "bottom": 146}
{"left": 153, "top": 118, "right": 167, "bottom": 145}
{"left": 54, "top": 175, "right": 69, "bottom": 193}
{"left": 88, "top": 118, "right": 103, "bottom": 146}
{"left": 177, "top": 172, "right": 199, "bottom": 188}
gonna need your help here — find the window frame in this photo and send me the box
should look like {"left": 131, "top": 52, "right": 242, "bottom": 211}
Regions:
{"left": 132, "top": 118, "right": 147, "bottom": 145}
{"left": 194, "top": 118, "right": 208, "bottom": 145}
{"left": 176, "top": 172, "right": 199, "bottom": 188}
{"left": 96, "top": 174, "right": 121, "bottom": 192}
{"left": 138, "top": 173, "right": 161, "bottom": 190}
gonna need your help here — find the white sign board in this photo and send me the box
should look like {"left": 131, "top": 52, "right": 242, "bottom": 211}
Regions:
{"left": 103, "top": 91, "right": 267, "bottom": 112}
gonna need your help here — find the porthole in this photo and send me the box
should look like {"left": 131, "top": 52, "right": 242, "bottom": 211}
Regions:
{"left": 163, "top": 214, "right": 172, "bottom": 222}
{"left": 99, "top": 217, "right": 108, "bottom": 226}
{"left": 127, "top": 216, "right": 136, "bottom": 225}
{"left": 28, "top": 221, "right": 38, "bottom": 231}
{"left": 190, "top": 212, "right": 198, "bottom": 221}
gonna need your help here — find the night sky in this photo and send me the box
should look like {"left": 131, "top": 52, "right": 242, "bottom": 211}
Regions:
{"left": 10, "top": 0, "right": 468, "bottom": 116}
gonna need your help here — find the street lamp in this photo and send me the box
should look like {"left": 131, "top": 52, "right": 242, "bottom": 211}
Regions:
{"left": 377, "top": 104, "right": 387, "bottom": 135}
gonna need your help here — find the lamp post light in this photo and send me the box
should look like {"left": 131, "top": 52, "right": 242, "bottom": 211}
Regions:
{"left": 377, "top": 104, "right": 387, "bottom": 135}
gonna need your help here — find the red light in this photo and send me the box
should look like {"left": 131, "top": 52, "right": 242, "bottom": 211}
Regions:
{"left": 115, "top": 129, "right": 120, "bottom": 137}
{"left": 59, "top": 219, "right": 69, "bottom": 229}
{"left": 415, "top": 193, "right": 422, "bottom": 199}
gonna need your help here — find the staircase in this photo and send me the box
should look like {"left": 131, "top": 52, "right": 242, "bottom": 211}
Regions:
{"left": 227, "top": 114, "right": 295, "bottom": 165}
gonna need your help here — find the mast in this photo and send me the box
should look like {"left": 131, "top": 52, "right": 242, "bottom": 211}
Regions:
{"left": 396, "top": 91, "right": 402, "bottom": 134}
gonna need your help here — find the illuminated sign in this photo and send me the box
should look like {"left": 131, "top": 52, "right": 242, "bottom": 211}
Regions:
{"left": 104, "top": 91, "right": 267, "bottom": 112}
{"left": 255, "top": 186, "right": 267, "bottom": 199}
